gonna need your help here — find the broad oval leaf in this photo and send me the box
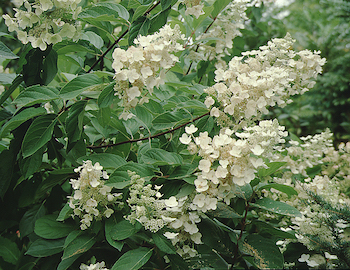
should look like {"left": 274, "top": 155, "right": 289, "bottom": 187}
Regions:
{"left": 59, "top": 74, "right": 103, "bottom": 100}
{"left": 152, "top": 232, "right": 176, "bottom": 254}
{"left": 0, "top": 236, "right": 20, "bottom": 264}
{"left": 110, "top": 219, "right": 141, "bottom": 241}
{"left": 111, "top": 247, "right": 153, "bottom": 270}
{"left": 22, "top": 114, "right": 58, "bottom": 158}
{"left": 79, "top": 3, "right": 129, "bottom": 21}
{"left": 77, "top": 153, "right": 127, "bottom": 169}
{"left": 34, "top": 215, "right": 76, "bottom": 239}
{"left": 0, "top": 107, "right": 46, "bottom": 138}
{"left": 256, "top": 183, "right": 298, "bottom": 198}
{"left": 140, "top": 148, "right": 183, "bottom": 166}
{"left": 25, "top": 238, "right": 65, "bottom": 257}
{"left": 210, "top": 202, "right": 242, "bottom": 219}
{"left": 13, "top": 85, "right": 59, "bottom": 109}
{"left": 241, "top": 234, "right": 284, "bottom": 269}
{"left": 251, "top": 197, "right": 301, "bottom": 217}
{"left": 0, "top": 41, "right": 19, "bottom": 59}
{"left": 65, "top": 100, "right": 87, "bottom": 144}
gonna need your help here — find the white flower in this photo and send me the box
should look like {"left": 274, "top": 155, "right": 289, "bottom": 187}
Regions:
{"left": 198, "top": 159, "right": 211, "bottom": 173}
{"left": 298, "top": 254, "right": 310, "bottom": 263}
{"left": 164, "top": 196, "right": 178, "bottom": 207}
{"left": 185, "top": 3, "right": 204, "bottom": 19}
{"left": 251, "top": 144, "right": 264, "bottom": 155}
{"left": 325, "top": 252, "right": 337, "bottom": 260}
{"left": 194, "top": 178, "right": 208, "bottom": 192}
{"left": 179, "top": 133, "right": 192, "bottom": 144}
{"left": 163, "top": 232, "right": 179, "bottom": 239}
{"left": 185, "top": 124, "right": 198, "bottom": 135}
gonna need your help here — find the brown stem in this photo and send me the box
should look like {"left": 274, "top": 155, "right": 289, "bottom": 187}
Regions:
{"left": 185, "top": 16, "right": 217, "bottom": 75}
{"left": 87, "top": 29, "right": 129, "bottom": 73}
{"left": 231, "top": 199, "right": 251, "bottom": 269}
{"left": 87, "top": 111, "right": 209, "bottom": 149}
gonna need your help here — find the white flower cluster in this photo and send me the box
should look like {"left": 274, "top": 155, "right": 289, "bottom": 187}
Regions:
{"left": 197, "top": 1, "right": 248, "bottom": 58}
{"left": 3, "top": 0, "right": 82, "bottom": 50}
{"left": 111, "top": 24, "right": 185, "bottom": 120}
{"left": 125, "top": 171, "right": 202, "bottom": 258}
{"left": 68, "top": 160, "right": 121, "bottom": 230}
{"left": 180, "top": 120, "right": 287, "bottom": 203}
{"left": 282, "top": 129, "right": 333, "bottom": 176}
{"left": 204, "top": 33, "right": 326, "bottom": 129}
{"left": 183, "top": 0, "right": 204, "bottom": 18}
{"left": 80, "top": 261, "right": 109, "bottom": 270}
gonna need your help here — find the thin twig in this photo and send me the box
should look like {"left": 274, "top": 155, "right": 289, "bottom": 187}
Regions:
{"left": 87, "top": 111, "right": 209, "bottom": 149}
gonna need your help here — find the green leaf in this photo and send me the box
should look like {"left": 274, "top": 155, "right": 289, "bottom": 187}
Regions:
{"left": 59, "top": 233, "right": 96, "bottom": 270}
{"left": 78, "top": 3, "right": 129, "bottom": 21}
{"left": 152, "top": 232, "right": 176, "bottom": 254}
{"left": 98, "top": 82, "right": 115, "bottom": 108}
{"left": 258, "top": 162, "right": 287, "bottom": 177}
{"left": 0, "top": 75, "right": 23, "bottom": 106}
{"left": 211, "top": 0, "right": 232, "bottom": 18}
{"left": 133, "top": 105, "right": 153, "bottom": 129}
{"left": 210, "top": 202, "right": 242, "bottom": 219}
{"left": 140, "top": 148, "right": 183, "bottom": 166}
{"left": 110, "top": 219, "right": 140, "bottom": 241}
{"left": 111, "top": 247, "right": 153, "bottom": 270}
{"left": 149, "top": 7, "right": 171, "bottom": 34}
{"left": 0, "top": 41, "right": 19, "bottom": 59}
{"left": 22, "top": 47, "right": 54, "bottom": 86}
{"left": 77, "top": 153, "right": 127, "bottom": 169}
{"left": 0, "top": 236, "right": 20, "bottom": 264}
{"left": 81, "top": 31, "right": 104, "bottom": 49}
{"left": 0, "top": 107, "right": 46, "bottom": 138}
{"left": 152, "top": 110, "right": 190, "bottom": 130}
{"left": 42, "top": 48, "right": 58, "bottom": 85}
{"left": 241, "top": 234, "right": 284, "bottom": 269}
{"left": 19, "top": 146, "right": 45, "bottom": 179}
{"left": 66, "top": 100, "right": 87, "bottom": 144}
{"left": 59, "top": 74, "right": 103, "bottom": 100}
{"left": 256, "top": 183, "right": 298, "bottom": 198}
{"left": 105, "top": 219, "right": 124, "bottom": 251}
{"left": 108, "top": 162, "right": 156, "bottom": 189}
{"left": 13, "top": 85, "right": 59, "bottom": 109}
{"left": 253, "top": 220, "right": 296, "bottom": 239}
{"left": 251, "top": 198, "right": 301, "bottom": 217}
{"left": 161, "top": 0, "right": 172, "bottom": 10}
{"left": 57, "top": 203, "right": 73, "bottom": 222}
{"left": 34, "top": 215, "right": 76, "bottom": 239}
{"left": 197, "top": 217, "right": 235, "bottom": 257}
{"left": 22, "top": 114, "right": 58, "bottom": 158}
{"left": 0, "top": 72, "right": 16, "bottom": 85}
{"left": 132, "top": 5, "right": 150, "bottom": 22}
{"left": 234, "top": 183, "right": 253, "bottom": 201}
{"left": 25, "top": 238, "right": 65, "bottom": 257}
{"left": 19, "top": 204, "right": 46, "bottom": 239}
{"left": 128, "top": 16, "right": 151, "bottom": 45}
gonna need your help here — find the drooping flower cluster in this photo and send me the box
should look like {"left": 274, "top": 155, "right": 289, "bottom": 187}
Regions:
{"left": 3, "top": 0, "right": 82, "bottom": 50}
{"left": 80, "top": 261, "right": 109, "bottom": 270}
{"left": 204, "top": 33, "right": 326, "bottom": 129}
{"left": 112, "top": 24, "right": 185, "bottom": 120}
{"left": 181, "top": 120, "right": 288, "bottom": 203}
{"left": 125, "top": 171, "right": 202, "bottom": 258}
{"left": 68, "top": 161, "right": 122, "bottom": 230}
{"left": 196, "top": 1, "right": 248, "bottom": 58}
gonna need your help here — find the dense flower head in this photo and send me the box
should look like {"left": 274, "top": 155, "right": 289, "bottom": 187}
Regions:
{"left": 68, "top": 160, "right": 122, "bottom": 230}
{"left": 204, "top": 33, "right": 326, "bottom": 129}
{"left": 181, "top": 119, "right": 288, "bottom": 203}
{"left": 3, "top": 0, "right": 82, "bottom": 50}
{"left": 112, "top": 24, "right": 185, "bottom": 120}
